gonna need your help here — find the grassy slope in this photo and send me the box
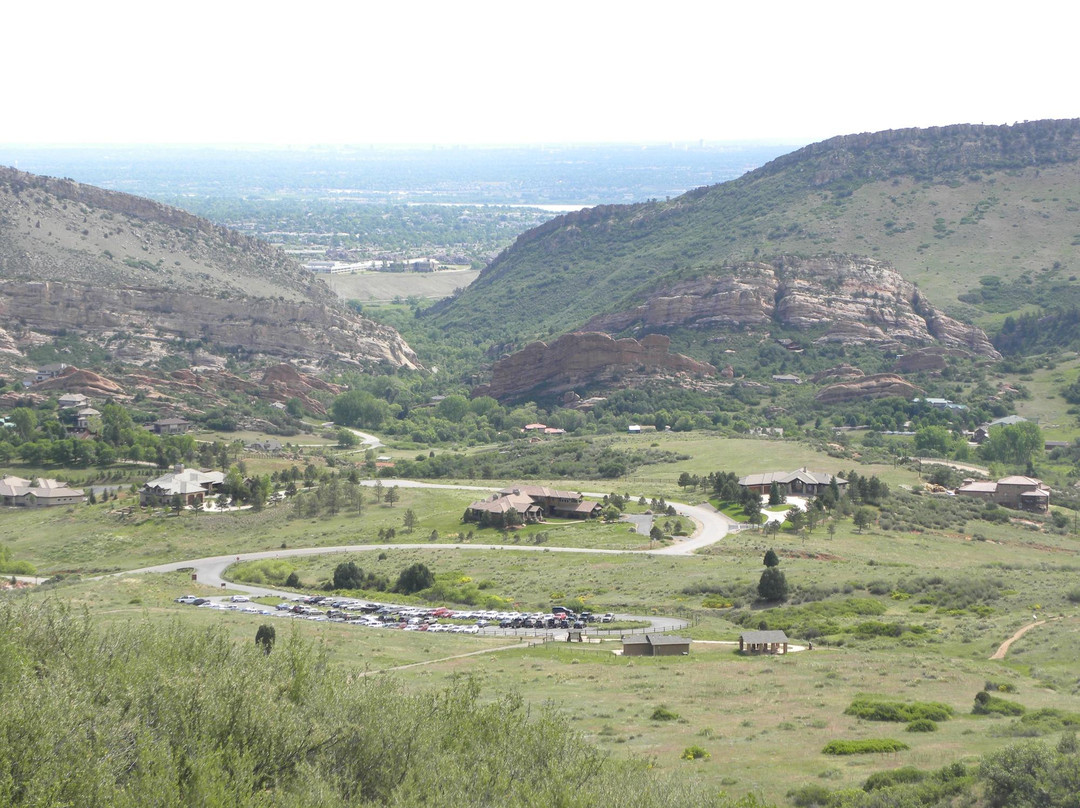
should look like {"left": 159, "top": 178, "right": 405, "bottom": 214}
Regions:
{"left": 428, "top": 121, "right": 1080, "bottom": 348}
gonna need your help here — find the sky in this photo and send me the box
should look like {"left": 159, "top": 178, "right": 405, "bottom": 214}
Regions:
{"left": 5, "top": 0, "right": 1076, "bottom": 147}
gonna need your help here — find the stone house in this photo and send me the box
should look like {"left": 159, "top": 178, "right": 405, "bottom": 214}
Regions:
{"left": 956, "top": 475, "right": 1050, "bottom": 513}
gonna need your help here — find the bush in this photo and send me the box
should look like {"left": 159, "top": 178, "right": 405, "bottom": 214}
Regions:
{"left": 906, "top": 719, "right": 938, "bottom": 732}
{"left": 974, "top": 691, "right": 1026, "bottom": 716}
{"left": 681, "top": 745, "right": 710, "bottom": 760}
{"left": 787, "top": 783, "right": 831, "bottom": 806}
{"left": 863, "top": 766, "right": 927, "bottom": 791}
{"left": 395, "top": 562, "right": 435, "bottom": 595}
{"left": 822, "top": 739, "right": 909, "bottom": 755}
{"left": 845, "top": 697, "right": 954, "bottom": 723}
{"left": 651, "top": 706, "right": 680, "bottom": 721}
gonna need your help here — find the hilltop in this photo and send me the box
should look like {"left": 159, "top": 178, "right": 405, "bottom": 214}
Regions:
{"left": 427, "top": 119, "right": 1080, "bottom": 352}
{"left": 0, "top": 166, "right": 418, "bottom": 375}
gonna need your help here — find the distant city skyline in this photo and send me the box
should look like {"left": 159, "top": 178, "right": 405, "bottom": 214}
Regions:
{"left": 5, "top": 1, "right": 1075, "bottom": 147}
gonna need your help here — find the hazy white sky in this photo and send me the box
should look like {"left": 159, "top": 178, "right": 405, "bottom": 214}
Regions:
{"left": 6, "top": 1, "right": 1075, "bottom": 146}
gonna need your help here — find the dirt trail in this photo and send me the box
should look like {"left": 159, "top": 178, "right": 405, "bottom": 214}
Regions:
{"left": 990, "top": 617, "right": 1059, "bottom": 660}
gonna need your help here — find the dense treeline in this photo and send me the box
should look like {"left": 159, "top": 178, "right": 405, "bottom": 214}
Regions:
{"left": 0, "top": 600, "right": 758, "bottom": 807}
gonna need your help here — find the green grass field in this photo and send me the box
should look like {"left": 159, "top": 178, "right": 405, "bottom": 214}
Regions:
{"left": 5, "top": 430, "right": 1080, "bottom": 804}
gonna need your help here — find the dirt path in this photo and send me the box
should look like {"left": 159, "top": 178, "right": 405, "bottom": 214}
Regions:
{"left": 990, "top": 617, "right": 1059, "bottom": 660}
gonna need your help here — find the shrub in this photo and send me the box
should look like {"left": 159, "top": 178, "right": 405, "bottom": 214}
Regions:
{"left": 787, "top": 784, "right": 831, "bottom": 806}
{"left": 863, "top": 766, "right": 927, "bottom": 791}
{"left": 985, "top": 680, "right": 1018, "bottom": 694}
{"left": 974, "top": 691, "right": 1026, "bottom": 716}
{"left": 822, "top": 739, "right": 909, "bottom": 755}
{"left": 906, "top": 719, "right": 938, "bottom": 732}
{"left": 845, "top": 697, "right": 954, "bottom": 723}
{"left": 651, "top": 706, "right": 680, "bottom": 721}
{"left": 681, "top": 745, "right": 710, "bottom": 760}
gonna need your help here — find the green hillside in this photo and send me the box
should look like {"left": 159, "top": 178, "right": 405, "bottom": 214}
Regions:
{"left": 428, "top": 119, "right": 1080, "bottom": 347}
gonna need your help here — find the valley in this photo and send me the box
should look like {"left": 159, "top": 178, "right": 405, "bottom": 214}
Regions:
{"left": 3, "top": 122, "right": 1080, "bottom": 807}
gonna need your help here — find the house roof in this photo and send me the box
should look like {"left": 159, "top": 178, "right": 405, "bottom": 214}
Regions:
{"left": 998, "top": 475, "right": 1042, "bottom": 486}
{"left": 498, "top": 485, "right": 580, "bottom": 501}
{"left": 739, "top": 470, "right": 846, "bottom": 488}
{"left": 144, "top": 467, "right": 224, "bottom": 495}
{"left": 740, "top": 630, "right": 789, "bottom": 644}
{"left": 957, "top": 481, "right": 998, "bottom": 493}
{"left": 987, "top": 415, "right": 1029, "bottom": 428}
{"left": 0, "top": 475, "right": 83, "bottom": 499}
{"left": 467, "top": 492, "right": 539, "bottom": 515}
{"left": 622, "top": 633, "right": 691, "bottom": 646}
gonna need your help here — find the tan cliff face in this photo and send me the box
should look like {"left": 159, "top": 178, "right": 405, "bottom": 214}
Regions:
{"left": 0, "top": 281, "right": 419, "bottom": 369}
{"left": 583, "top": 255, "right": 1000, "bottom": 358}
{"left": 472, "top": 332, "right": 715, "bottom": 402}
{"left": 0, "top": 166, "right": 419, "bottom": 371}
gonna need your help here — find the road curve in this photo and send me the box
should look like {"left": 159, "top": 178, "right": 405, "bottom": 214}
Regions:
{"left": 115, "top": 480, "right": 739, "bottom": 635}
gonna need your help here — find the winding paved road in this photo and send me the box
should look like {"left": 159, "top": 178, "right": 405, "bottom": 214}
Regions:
{"left": 116, "top": 479, "right": 741, "bottom": 636}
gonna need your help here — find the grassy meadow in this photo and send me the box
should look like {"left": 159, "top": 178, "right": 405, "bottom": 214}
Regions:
{"left": 5, "top": 430, "right": 1080, "bottom": 804}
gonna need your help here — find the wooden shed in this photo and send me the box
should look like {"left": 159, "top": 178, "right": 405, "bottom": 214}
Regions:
{"left": 622, "top": 633, "right": 691, "bottom": 656}
{"left": 739, "top": 630, "right": 789, "bottom": 655}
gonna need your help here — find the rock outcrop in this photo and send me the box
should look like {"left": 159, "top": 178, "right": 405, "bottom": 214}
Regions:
{"left": 0, "top": 167, "right": 419, "bottom": 372}
{"left": 473, "top": 332, "right": 715, "bottom": 402}
{"left": 815, "top": 373, "right": 924, "bottom": 404}
{"left": 31, "top": 366, "right": 126, "bottom": 398}
{"left": 0, "top": 281, "right": 419, "bottom": 369}
{"left": 260, "top": 363, "right": 344, "bottom": 416}
{"left": 811, "top": 364, "right": 864, "bottom": 384}
{"left": 583, "top": 255, "right": 1000, "bottom": 358}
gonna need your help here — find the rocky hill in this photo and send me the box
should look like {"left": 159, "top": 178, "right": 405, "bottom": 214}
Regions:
{"left": 0, "top": 166, "right": 418, "bottom": 372}
{"left": 428, "top": 119, "right": 1080, "bottom": 354}
{"left": 473, "top": 332, "right": 715, "bottom": 402}
{"left": 582, "top": 255, "right": 998, "bottom": 356}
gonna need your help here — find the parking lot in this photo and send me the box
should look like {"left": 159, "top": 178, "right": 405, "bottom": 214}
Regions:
{"left": 172, "top": 593, "right": 674, "bottom": 637}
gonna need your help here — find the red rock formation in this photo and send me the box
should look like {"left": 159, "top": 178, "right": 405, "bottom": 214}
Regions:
{"left": 582, "top": 255, "right": 1000, "bottom": 358}
{"left": 473, "top": 332, "right": 715, "bottom": 402}
{"left": 810, "top": 364, "right": 865, "bottom": 384}
{"left": 31, "top": 367, "right": 126, "bottom": 398}
{"left": 815, "top": 373, "right": 924, "bottom": 404}
{"left": 260, "top": 363, "right": 344, "bottom": 415}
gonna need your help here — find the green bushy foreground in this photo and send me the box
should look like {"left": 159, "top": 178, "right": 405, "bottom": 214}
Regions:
{"left": 0, "top": 600, "right": 759, "bottom": 808}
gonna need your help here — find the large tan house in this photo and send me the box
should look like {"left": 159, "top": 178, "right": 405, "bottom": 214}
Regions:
{"left": 140, "top": 465, "right": 225, "bottom": 508}
{"left": 464, "top": 485, "right": 602, "bottom": 526}
{"left": 739, "top": 469, "right": 847, "bottom": 497}
{"left": 0, "top": 476, "right": 85, "bottom": 507}
{"left": 956, "top": 475, "right": 1050, "bottom": 513}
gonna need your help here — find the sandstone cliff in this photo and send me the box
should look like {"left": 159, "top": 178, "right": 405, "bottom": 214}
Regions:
{"left": 0, "top": 280, "right": 417, "bottom": 369}
{"left": 0, "top": 167, "right": 418, "bottom": 371}
{"left": 815, "top": 373, "right": 924, "bottom": 404}
{"left": 473, "top": 332, "right": 715, "bottom": 402}
{"left": 583, "top": 255, "right": 1000, "bottom": 358}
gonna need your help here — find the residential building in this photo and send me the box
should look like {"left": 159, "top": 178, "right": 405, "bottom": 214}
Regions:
{"left": 738, "top": 469, "right": 847, "bottom": 497}
{"left": 150, "top": 417, "right": 192, "bottom": 435}
{"left": 140, "top": 465, "right": 225, "bottom": 508}
{"left": 0, "top": 475, "right": 85, "bottom": 507}
{"left": 955, "top": 475, "right": 1050, "bottom": 513}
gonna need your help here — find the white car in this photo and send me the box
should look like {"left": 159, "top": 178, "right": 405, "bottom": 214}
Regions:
{"left": 230, "top": 595, "right": 250, "bottom": 603}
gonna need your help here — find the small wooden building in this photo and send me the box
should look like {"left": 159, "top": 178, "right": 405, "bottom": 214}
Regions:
{"left": 739, "top": 630, "right": 789, "bottom": 655}
{"left": 622, "top": 633, "right": 691, "bottom": 656}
